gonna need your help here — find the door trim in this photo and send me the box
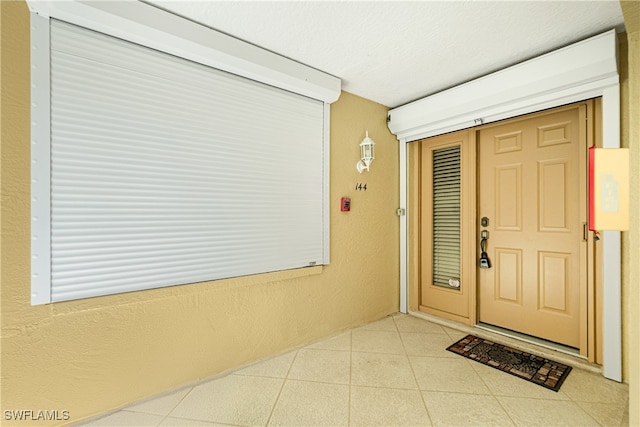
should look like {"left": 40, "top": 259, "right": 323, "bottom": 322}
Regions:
{"left": 394, "top": 33, "right": 621, "bottom": 381}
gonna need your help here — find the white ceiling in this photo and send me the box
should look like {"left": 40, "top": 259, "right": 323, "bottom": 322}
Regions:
{"left": 146, "top": 1, "right": 625, "bottom": 108}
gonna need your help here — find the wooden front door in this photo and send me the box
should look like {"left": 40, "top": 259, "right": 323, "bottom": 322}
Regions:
{"left": 477, "top": 104, "right": 587, "bottom": 348}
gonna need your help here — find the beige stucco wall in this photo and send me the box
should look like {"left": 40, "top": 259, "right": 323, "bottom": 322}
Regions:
{"left": 2, "top": 0, "right": 639, "bottom": 425}
{"left": 620, "top": 1, "right": 639, "bottom": 424}
{"left": 0, "top": 2, "right": 399, "bottom": 425}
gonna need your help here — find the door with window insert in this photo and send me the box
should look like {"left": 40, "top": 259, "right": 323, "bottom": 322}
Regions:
{"left": 418, "top": 130, "right": 475, "bottom": 322}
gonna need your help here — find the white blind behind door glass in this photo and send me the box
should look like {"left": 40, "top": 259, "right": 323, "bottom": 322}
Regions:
{"left": 49, "top": 20, "right": 325, "bottom": 302}
{"left": 432, "top": 145, "right": 461, "bottom": 288}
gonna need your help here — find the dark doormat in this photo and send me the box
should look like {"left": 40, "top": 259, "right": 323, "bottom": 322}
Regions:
{"left": 446, "top": 335, "right": 572, "bottom": 392}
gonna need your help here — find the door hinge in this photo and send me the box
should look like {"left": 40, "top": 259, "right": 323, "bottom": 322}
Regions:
{"left": 396, "top": 208, "right": 406, "bottom": 216}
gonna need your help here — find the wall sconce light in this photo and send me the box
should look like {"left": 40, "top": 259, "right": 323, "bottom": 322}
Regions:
{"left": 356, "top": 131, "right": 376, "bottom": 173}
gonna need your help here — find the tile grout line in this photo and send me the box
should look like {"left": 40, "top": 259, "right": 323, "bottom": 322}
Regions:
{"left": 470, "top": 358, "right": 519, "bottom": 427}
{"left": 263, "top": 349, "right": 299, "bottom": 427}
{"left": 82, "top": 385, "right": 198, "bottom": 427}
{"left": 153, "top": 385, "right": 195, "bottom": 427}
{"left": 563, "top": 393, "right": 617, "bottom": 427}
{"left": 394, "top": 315, "right": 435, "bottom": 427}
{"left": 580, "top": 406, "right": 608, "bottom": 427}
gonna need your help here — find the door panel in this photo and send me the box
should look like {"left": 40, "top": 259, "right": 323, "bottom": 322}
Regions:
{"left": 495, "top": 248, "right": 522, "bottom": 303}
{"left": 539, "top": 160, "right": 570, "bottom": 231}
{"left": 478, "top": 106, "right": 585, "bottom": 348}
{"left": 495, "top": 164, "right": 522, "bottom": 230}
{"left": 539, "top": 251, "right": 571, "bottom": 312}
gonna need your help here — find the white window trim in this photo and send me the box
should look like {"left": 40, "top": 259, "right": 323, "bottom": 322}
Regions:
{"left": 29, "top": 1, "right": 340, "bottom": 305}
{"left": 388, "top": 30, "right": 622, "bottom": 381}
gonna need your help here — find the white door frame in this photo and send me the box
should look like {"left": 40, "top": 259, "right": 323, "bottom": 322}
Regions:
{"left": 389, "top": 30, "right": 622, "bottom": 381}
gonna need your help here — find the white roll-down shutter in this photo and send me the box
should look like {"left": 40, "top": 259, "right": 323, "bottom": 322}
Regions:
{"left": 46, "top": 20, "right": 326, "bottom": 302}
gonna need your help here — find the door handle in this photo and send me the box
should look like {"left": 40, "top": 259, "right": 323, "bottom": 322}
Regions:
{"left": 480, "top": 218, "right": 491, "bottom": 268}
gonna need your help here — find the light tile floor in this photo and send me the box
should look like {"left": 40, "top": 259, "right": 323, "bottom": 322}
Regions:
{"left": 78, "top": 314, "right": 629, "bottom": 426}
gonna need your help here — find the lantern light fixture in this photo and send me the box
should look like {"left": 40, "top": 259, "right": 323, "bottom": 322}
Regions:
{"left": 356, "top": 131, "right": 376, "bottom": 173}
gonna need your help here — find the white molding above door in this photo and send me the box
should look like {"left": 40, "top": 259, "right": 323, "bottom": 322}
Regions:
{"left": 388, "top": 30, "right": 618, "bottom": 142}
{"left": 389, "top": 29, "right": 622, "bottom": 382}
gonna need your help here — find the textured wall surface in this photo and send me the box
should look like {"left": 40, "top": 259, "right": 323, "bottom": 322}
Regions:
{"left": 620, "top": 1, "right": 640, "bottom": 423}
{"left": 0, "top": 2, "right": 399, "bottom": 425}
{"left": 2, "top": 0, "right": 638, "bottom": 425}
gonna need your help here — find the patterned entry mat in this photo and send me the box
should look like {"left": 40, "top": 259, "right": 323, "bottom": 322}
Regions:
{"left": 446, "top": 335, "right": 572, "bottom": 392}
